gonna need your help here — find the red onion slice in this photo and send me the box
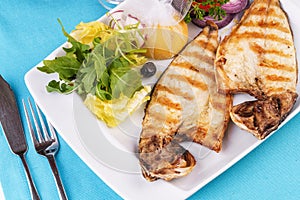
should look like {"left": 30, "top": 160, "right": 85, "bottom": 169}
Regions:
{"left": 221, "top": 0, "right": 249, "bottom": 14}
{"left": 192, "top": 13, "right": 236, "bottom": 29}
{"left": 108, "top": 9, "right": 146, "bottom": 29}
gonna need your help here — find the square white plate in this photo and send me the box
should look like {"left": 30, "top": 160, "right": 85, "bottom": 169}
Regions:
{"left": 24, "top": 0, "right": 300, "bottom": 199}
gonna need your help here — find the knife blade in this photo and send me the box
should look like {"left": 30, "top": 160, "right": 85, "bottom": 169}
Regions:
{"left": 0, "top": 75, "right": 40, "bottom": 200}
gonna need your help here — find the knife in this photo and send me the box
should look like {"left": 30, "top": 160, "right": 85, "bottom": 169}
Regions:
{"left": 0, "top": 75, "right": 40, "bottom": 200}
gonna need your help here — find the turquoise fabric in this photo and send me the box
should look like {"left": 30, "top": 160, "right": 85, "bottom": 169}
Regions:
{"left": 0, "top": 0, "right": 300, "bottom": 199}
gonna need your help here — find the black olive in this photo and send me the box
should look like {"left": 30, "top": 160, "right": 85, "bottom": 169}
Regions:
{"left": 140, "top": 62, "right": 156, "bottom": 78}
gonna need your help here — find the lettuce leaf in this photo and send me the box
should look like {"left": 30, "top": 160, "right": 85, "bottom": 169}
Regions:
{"left": 38, "top": 20, "right": 147, "bottom": 105}
{"left": 37, "top": 19, "right": 150, "bottom": 127}
{"left": 75, "top": 31, "right": 146, "bottom": 101}
{"left": 84, "top": 86, "right": 151, "bottom": 127}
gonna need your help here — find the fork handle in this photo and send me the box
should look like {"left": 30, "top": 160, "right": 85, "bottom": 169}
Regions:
{"left": 46, "top": 154, "right": 68, "bottom": 200}
{"left": 19, "top": 154, "right": 41, "bottom": 200}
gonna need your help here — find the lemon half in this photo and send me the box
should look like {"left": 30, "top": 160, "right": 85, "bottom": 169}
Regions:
{"left": 143, "top": 20, "right": 188, "bottom": 60}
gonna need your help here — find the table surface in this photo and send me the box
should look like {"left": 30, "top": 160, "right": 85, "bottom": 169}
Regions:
{"left": 1, "top": 0, "right": 300, "bottom": 200}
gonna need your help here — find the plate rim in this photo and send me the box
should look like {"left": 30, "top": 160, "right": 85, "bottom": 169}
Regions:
{"left": 24, "top": 0, "right": 300, "bottom": 199}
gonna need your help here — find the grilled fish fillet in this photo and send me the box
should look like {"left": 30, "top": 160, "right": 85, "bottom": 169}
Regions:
{"left": 139, "top": 21, "right": 231, "bottom": 181}
{"left": 215, "top": 0, "right": 298, "bottom": 139}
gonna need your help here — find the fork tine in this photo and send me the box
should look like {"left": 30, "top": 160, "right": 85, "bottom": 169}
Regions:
{"left": 24, "top": 98, "right": 67, "bottom": 199}
{"left": 27, "top": 98, "right": 44, "bottom": 143}
{"left": 34, "top": 101, "right": 52, "bottom": 141}
{"left": 47, "top": 120, "right": 57, "bottom": 141}
{"left": 22, "top": 99, "right": 39, "bottom": 146}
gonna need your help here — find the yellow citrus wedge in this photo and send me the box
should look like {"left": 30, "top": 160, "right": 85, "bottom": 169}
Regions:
{"left": 143, "top": 20, "right": 188, "bottom": 60}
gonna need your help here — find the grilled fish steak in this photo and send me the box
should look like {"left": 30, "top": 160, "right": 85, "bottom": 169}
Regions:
{"left": 139, "top": 21, "right": 231, "bottom": 181}
{"left": 215, "top": 0, "right": 298, "bottom": 139}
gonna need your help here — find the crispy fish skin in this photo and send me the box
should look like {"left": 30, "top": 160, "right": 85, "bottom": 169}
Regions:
{"left": 139, "top": 21, "right": 231, "bottom": 181}
{"left": 215, "top": 0, "right": 298, "bottom": 139}
{"left": 230, "top": 91, "right": 297, "bottom": 139}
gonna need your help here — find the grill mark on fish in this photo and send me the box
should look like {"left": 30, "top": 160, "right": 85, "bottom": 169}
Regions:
{"left": 250, "top": 43, "right": 292, "bottom": 58}
{"left": 167, "top": 74, "right": 208, "bottom": 91}
{"left": 212, "top": 101, "right": 228, "bottom": 111}
{"left": 193, "top": 126, "right": 208, "bottom": 140}
{"left": 194, "top": 39, "right": 217, "bottom": 54}
{"left": 198, "top": 24, "right": 210, "bottom": 38}
{"left": 155, "top": 84, "right": 195, "bottom": 101}
{"left": 156, "top": 96, "right": 182, "bottom": 111}
{"left": 215, "top": 0, "right": 298, "bottom": 140}
{"left": 265, "top": 75, "right": 291, "bottom": 82}
{"left": 196, "top": 126, "right": 208, "bottom": 137}
{"left": 139, "top": 21, "right": 231, "bottom": 181}
{"left": 180, "top": 51, "right": 215, "bottom": 66}
{"left": 266, "top": 87, "right": 289, "bottom": 94}
{"left": 143, "top": 116, "right": 181, "bottom": 134}
{"left": 259, "top": 59, "right": 295, "bottom": 72}
{"left": 242, "top": 21, "right": 290, "bottom": 33}
{"left": 176, "top": 126, "right": 208, "bottom": 143}
{"left": 173, "top": 61, "right": 215, "bottom": 79}
{"left": 155, "top": 84, "right": 175, "bottom": 95}
{"left": 172, "top": 62, "right": 199, "bottom": 72}
{"left": 230, "top": 1, "right": 279, "bottom": 36}
{"left": 233, "top": 32, "right": 293, "bottom": 46}
{"left": 249, "top": 7, "right": 281, "bottom": 18}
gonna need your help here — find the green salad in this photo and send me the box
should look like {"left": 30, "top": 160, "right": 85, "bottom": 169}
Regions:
{"left": 38, "top": 18, "right": 151, "bottom": 127}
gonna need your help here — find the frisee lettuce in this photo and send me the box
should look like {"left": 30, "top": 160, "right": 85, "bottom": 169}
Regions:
{"left": 84, "top": 86, "right": 151, "bottom": 127}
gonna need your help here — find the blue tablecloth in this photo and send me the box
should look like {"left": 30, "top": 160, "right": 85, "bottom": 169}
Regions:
{"left": 0, "top": 0, "right": 300, "bottom": 199}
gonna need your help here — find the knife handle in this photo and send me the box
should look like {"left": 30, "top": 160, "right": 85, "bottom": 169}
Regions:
{"left": 19, "top": 154, "right": 41, "bottom": 200}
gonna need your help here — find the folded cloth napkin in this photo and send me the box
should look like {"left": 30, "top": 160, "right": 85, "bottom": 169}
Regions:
{"left": 1, "top": 0, "right": 300, "bottom": 200}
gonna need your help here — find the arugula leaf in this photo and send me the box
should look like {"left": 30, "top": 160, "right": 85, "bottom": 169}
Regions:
{"left": 39, "top": 19, "right": 147, "bottom": 102}
{"left": 38, "top": 56, "right": 81, "bottom": 81}
{"left": 58, "top": 19, "right": 91, "bottom": 63}
{"left": 38, "top": 17, "right": 150, "bottom": 127}
{"left": 37, "top": 19, "right": 93, "bottom": 94}
{"left": 46, "top": 80, "right": 74, "bottom": 94}
{"left": 109, "top": 63, "right": 142, "bottom": 99}
{"left": 75, "top": 30, "right": 146, "bottom": 101}
{"left": 76, "top": 44, "right": 110, "bottom": 96}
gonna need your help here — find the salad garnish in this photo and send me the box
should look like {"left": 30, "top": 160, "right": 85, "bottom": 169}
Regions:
{"left": 75, "top": 31, "right": 147, "bottom": 101}
{"left": 38, "top": 17, "right": 150, "bottom": 127}
{"left": 184, "top": 0, "right": 249, "bottom": 29}
{"left": 184, "top": 0, "right": 230, "bottom": 23}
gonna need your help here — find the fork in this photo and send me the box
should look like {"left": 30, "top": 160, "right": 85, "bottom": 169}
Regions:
{"left": 22, "top": 98, "right": 68, "bottom": 200}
